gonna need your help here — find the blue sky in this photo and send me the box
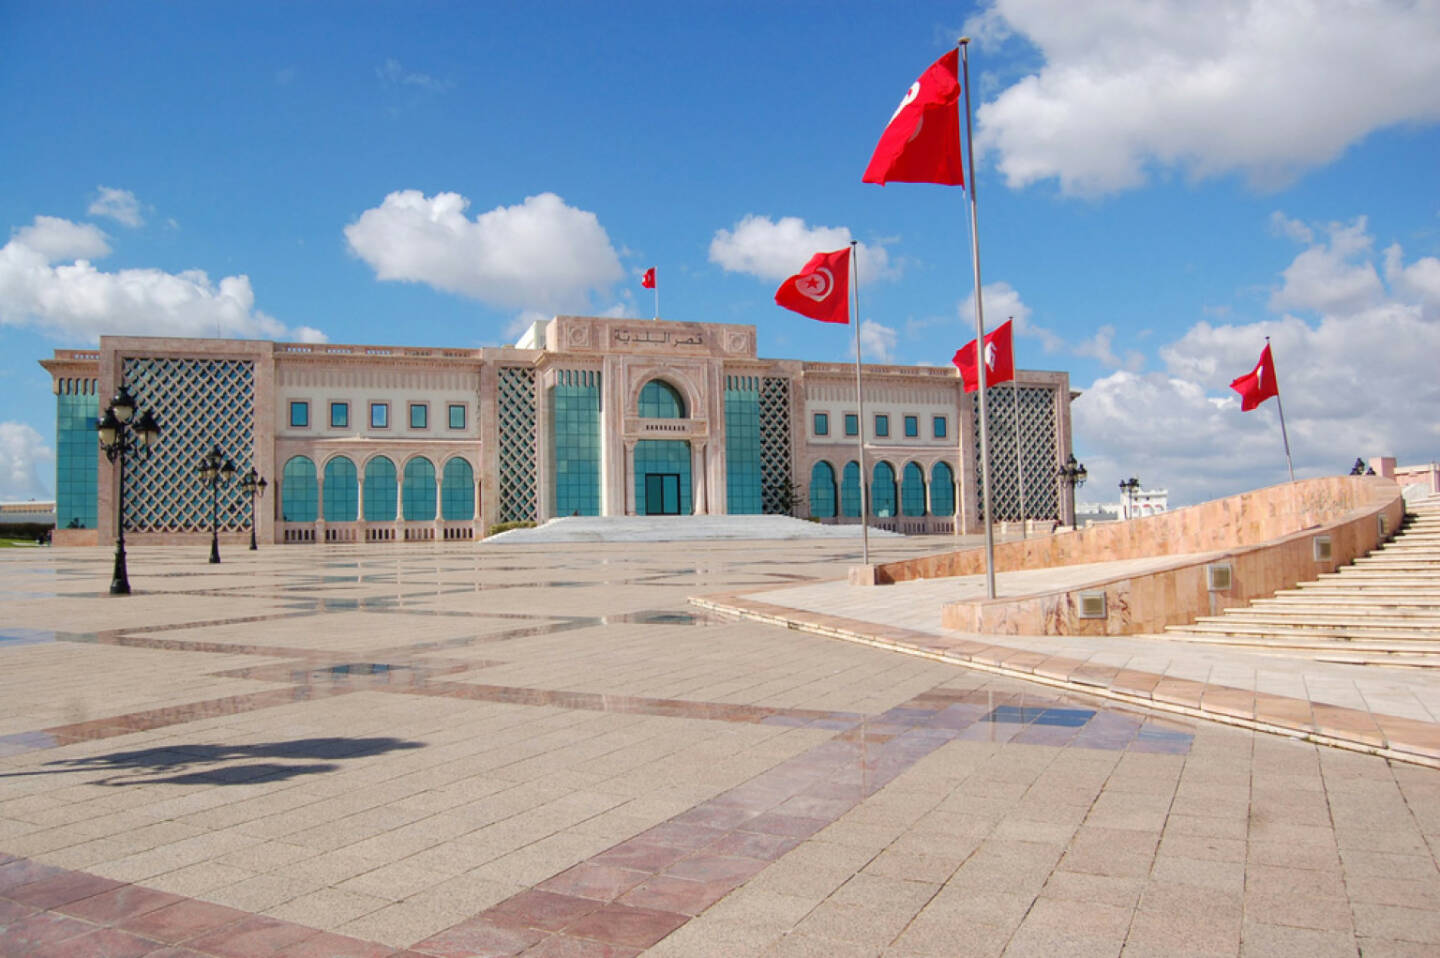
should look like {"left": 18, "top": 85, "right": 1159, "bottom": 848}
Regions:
{"left": 3, "top": 0, "right": 1438, "bottom": 507}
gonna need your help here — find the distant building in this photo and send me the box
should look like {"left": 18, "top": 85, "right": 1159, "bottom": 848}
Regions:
{"left": 1076, "top": 487, "right": 1168, "bottom": 525}
{"left": 0, "top": 501, "right": 56, "bottom": 527}
{"left": 40, "top": 316, "right": 1077, "bottom": 546}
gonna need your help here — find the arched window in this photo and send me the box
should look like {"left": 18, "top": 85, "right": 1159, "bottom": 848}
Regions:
{"left": 840, "top": 461, "right": 862, "bottom": 518}
{"left": 322, "top": 457, "right": 358, "bottom": 522}
{"left": 872, "top": 462, "right": 897, "bottom": 518}
{"left": 402, "top": 457, "right": 437, "bottom": 521}
{"left": 931, "top": 462, "right": 955, "bottom": 517}
{"left": 809, "top": 461, "right": 837, "bottom": 518}
{"left": 901, "top": 462, "right": 926, "bottom": 517}
{"left": 363, "top": 456, "right": 397, "bottom": 522}
{"left": 638, "top": 379, "right": 686, "bottom": 418}
{"left": 281, "top": 456, "right": 318, "bottom": 523}
{"left": 441, "top": 458, "right": 475, "bottom": 520}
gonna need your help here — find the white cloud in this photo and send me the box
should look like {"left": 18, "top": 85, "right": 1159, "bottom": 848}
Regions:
{"left": 87, "top": 187, "right": 144, "bottom": 228}
{"left": 12, "top": 216, "right": 109, "bottom": 261}
{"left": 377, "top": 58, "right": 451, "bottom": 93}
{"left": 973, "top": 0, "right": 1440, "bottom": 195}
{"left": 708, "top": 215, "right": 895, "bottom": 284}
{"left": 0, "top": 215, "right": 327, "bottom": 344}
{"left": 1074, "top": 324, "right": 1145, "bottom": 371}
{"left": 344, "top": 190, "right": 624, "bottom": 315}
{"left": 957, "top": 280, "right": 1064, "bottom": 353}
{"left": 1073, "top": 216, "right": 1440, "bottom": 505}
{"left": 0, "top": 422, "right": 53, "bottom": 501}
{"left": 860, "top": 319, "right": 897, "bottom": 363}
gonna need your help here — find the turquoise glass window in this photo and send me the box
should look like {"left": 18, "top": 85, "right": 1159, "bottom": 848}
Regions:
{"left": 639, "top": 379, "right": 685, "bottom": 418}
{"left": 409, "top": 403, "right": 428, "bottom": 429}
{"left": 441, "top": 457, "right": 474, "bottom": 520}
{"left": 363, "top": 456, "right": 397, "bottom": 521}
{"left": 330, "top": 402, "right": 348, "bottom": 428}
{"left": 933, "top": 416, "right": 947, "bottom": 439}
{"left": 844, "top": 413, "right": 859, "bottom": 436}
{"left": 814, "top": 413, "right": 829, "bottom": 436}
{"left": 904, "top": 416, "right": 919, "bottom": 438}
{"left": 875, "top": 415, "right": 890, "bottom": 438}
{"left": 448, "top": 404, "right": 466, "bottom": 429}
{"left": 56, "top": 388, "right": 99, "bottom": 530}
{"left": 634, "top": 439, "right": 691, "bottom": 515}
{"left": 281, "top": 456, "right": 318, "bottom": 522}
{"left": 840, "top": 461, "right": 861, "bottom": 517}
{"left": 370, "top": 402, "right": 388, "bottom": 429}
{"left": 725, "top": 378, "right": 762, "bottom": 515}
{"left": 809, "top": 461, "right": 837, "bottom": 518}
{"left": 551, "top": 371, "right": 601, "bottom": 516}
{"left": 322, "top": 457, "right": 358, "bottom": 521}
{"left": 872, "top": 461, "right": 897, "bottom": 517}
{"left": 901, "top": 462, "right": 926, "bottom": 516}
{"left": 289, "top": 401, "right": 308, "bottom": 428}
{"left": 931, "top": 462, "right": 955, "bottom": 516}
{"left": 402, "top": 457, "right": 436, "bottom": 520}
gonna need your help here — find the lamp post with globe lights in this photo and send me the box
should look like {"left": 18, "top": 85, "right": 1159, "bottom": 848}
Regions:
{"left": 96, "top": 384, "right": 161, "bottom": 595}
{"left": 1119, "top": 477, "right": 1141, "bottom": 520}
{"left": 1056, "top": 454, "right": 1087, "bottom": 527}
{"left": 197, "top": 446, "right": 236, "bottom": 564}
{"left": 239, "top": 467, "right": 268, "bottom": 550}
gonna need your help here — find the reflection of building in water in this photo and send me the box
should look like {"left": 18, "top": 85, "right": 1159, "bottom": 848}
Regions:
{"left": 40, "top": 315, "right": 1077, "bottom": 546}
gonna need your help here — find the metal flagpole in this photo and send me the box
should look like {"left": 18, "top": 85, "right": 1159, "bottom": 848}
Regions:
{"left": 1267, "top": 335, "right": 1296, "bottom": 482}
{"left": 851, "top": 240, "right": 870, "bottom": 566}
{"left": 1012, "top": 377, "right": 1027, "bottom": 538}
{"left": 654, "top": 277, "right": 659, "bottom": 321}
{"left": 959, "top": 37, "right": 996, "bottom": 599}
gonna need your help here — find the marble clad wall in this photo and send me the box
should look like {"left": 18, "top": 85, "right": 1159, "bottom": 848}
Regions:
{"left": 856, "top": 476, "right": 1404, "bottom": 636}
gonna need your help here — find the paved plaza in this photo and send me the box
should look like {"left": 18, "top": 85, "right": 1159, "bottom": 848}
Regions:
{"left": 2, "top": 536, "right": 1439, "bottom": 956}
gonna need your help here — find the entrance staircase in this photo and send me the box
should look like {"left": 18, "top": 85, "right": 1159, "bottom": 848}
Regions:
{"left": 1160, "top": 493, "right": 1440, "bottom": 666}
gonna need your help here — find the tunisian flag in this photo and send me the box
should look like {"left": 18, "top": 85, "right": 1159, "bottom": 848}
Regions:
{"left": 641, "top": 267, "right": 656, "bottom": 289}
{"left": 952, "top": 320, "right": 1014, "bottom": 392}
{"left": 1230, "top": 344, "right": 1280, "bottom": 411}
{"left": 862, "top": 49, "right": 965, "bottom": 186}
{"left": 775, "top": 248, "right": 851, "bottom": 325}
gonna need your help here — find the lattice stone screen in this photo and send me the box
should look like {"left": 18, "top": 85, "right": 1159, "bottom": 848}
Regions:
{"left": 122, "top": 357, "right": 255, "bottom": 533}
{"left": 497, "top": 366, "right": 537, "bottom": 523}
{"left": 760, "top": 377, "right": 792, "bottom": 514}
{"left": 972, "top": 385, "right": 1058, "bottom": 520}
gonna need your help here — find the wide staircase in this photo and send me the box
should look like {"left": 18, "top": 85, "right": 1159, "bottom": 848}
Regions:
{"left": 1160, "top": 493, "right": 1440, "bottom": 666}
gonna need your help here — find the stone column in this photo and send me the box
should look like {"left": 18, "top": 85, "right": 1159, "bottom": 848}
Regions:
{"left": 691, "top": 440, "right": 707, "bottom": 515}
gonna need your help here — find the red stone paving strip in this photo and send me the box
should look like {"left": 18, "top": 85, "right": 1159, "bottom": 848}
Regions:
{"left": 0, "top": 856, "right": 414, "bottom": 957}
{"left": 1, "top": 680, "right": 1184, "bottom": 956}
{"left": 692, "top": 589, "right": 1440, "bottom": 769}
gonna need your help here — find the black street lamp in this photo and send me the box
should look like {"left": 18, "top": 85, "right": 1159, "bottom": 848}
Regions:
{"left": 1119, "top": 476, "right": 1141, "bottom": 519}
{"left": 1057, "top": 453, "right": 1087, "bottom": 525}
{"left": 197, "top": 445, "right": 236, "bottom": 564}
{"left": 96, "top": 384, "right": 161, "bottom": 595}
{"left": 239, "top": 467, "right": 268, "bottom": 551}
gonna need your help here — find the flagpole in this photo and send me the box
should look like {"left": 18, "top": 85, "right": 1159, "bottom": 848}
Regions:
{"left": 1013, "top": 377, "right": 1027, "bottom": 537}
{"left": 851, "top": 240, "right": 870, "bottom": 566}
{"left": 959, "top": 37, "right": 996, "bottom": 600}
{"left": 654, "top": 274, "right": 659, "bottom": 321}
{"left": 1267, "top": 335, "right": 1296, "bottom": 482}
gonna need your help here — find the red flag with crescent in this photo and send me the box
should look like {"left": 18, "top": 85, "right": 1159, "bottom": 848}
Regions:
{"left": 952, "top": 320, "right": 1015, "bottom": 392}
{"left": 774, "top": 248, "right": 851, "bottom": 325}
{"left": 1230, "top": 344, "right": 1280, "bottom": 411}
{"left": 863, "top": 49, "right": 965, "bottom": 187}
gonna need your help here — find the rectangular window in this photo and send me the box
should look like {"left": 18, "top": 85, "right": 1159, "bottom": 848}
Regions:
{"left": 875, "top": 414, "right": 890, "bottom": 438}
{"left": 330, "top": 402, "right": 348, "bottom": 428}
{"left": 813, "top": 412, "right": 829, "bottom": 436}
{"left": 370, "top": 402, "right": 389, "bottom": 429}
{"left": 409, "top": 403, "right": 428, "bottom": 429}
{"left": 448, "top": 403, "right": 466, "bottom": 429}
{"left": 933, "top": 415, "right": 948, "bottom": 439}
{"left": 844, "top": 413, "right": 859, "bottom": 436}
{"left": 289, "top": 400, "right": 308, "bottom": 428}
{"left": 904, "top": 415, "right": 919, "bottom": 438}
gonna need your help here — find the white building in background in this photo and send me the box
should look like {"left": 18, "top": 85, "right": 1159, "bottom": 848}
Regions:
{"left": 1075, "top": 486, "right": 1168, "bottom": 525}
